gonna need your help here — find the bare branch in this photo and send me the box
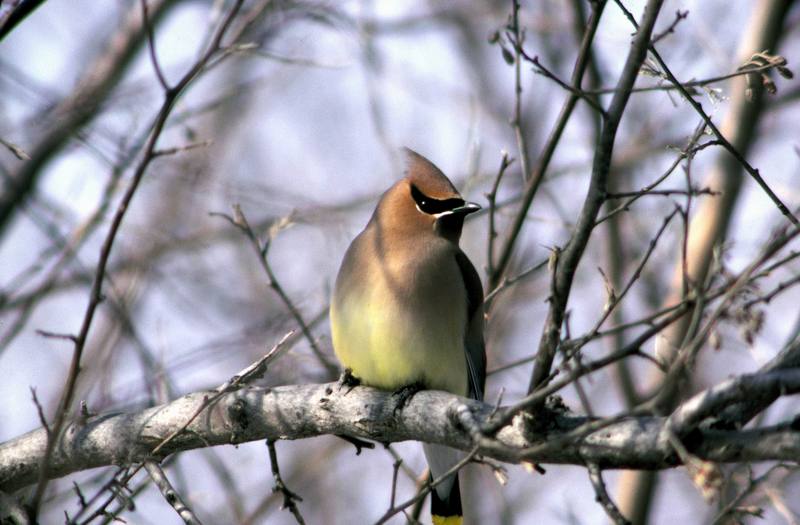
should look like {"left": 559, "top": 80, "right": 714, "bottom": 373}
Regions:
{"left": 375, "top": 446, "right": 479, "bottom": 525}
{"left": 0, "top": 136, "right": 31, "bottom": 160}
{"left": 528, "top": 0, "right": 667, "bottom": 399}
{"left": 29, "top": 2, "right": 246, "bottom": 514}
{"left": 613, "top": 0, "right": 799, "bottom": 227}
{"left": 144, "top": 460, "right": 205, "bottom": 525}
{"left": 2, "top": 374, "right": 800, "bottom": 494}
{"left": 526, "top": 55, "right": 608, "bottom": 117}
{"left": 0, "top": 0, "right": 180, "bottom": 235}
{"left": 486, "top": 151, "right": 513, "bottom": 280}
{"left": 667, "top": 369, "right": 800, "bottom": 434}
{"left": 589, "top": 60, "right": 786, "bottom": 95}
{"left": 489, "top": 0, "right": 608, "bottom": 289}
{"left": 211, "top": 206, "right": 338, "bottom": 377}
{"left": 588, "top": 464, "right": 630, "bottom": 525}
{"left": 0, "top": 0, "right": 48, "bottom": 40}
{"left": 140, "top": 0, "right": 170, "bottom": 91}
{"left": 651, "top": 9, "right": 688, "bottom": 44}
{"left": 506, "top": 0, "right": 532, "bottom": 185}
{"left": 266, "top": 440, "right": 305, "bottom": 524}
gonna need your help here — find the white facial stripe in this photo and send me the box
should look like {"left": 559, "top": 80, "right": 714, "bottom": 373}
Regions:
{"left": 415, "top": 204, "right": 451, "bottom": 216}
{"left": 415, "top": 204, "right": 454, "bottom": 219}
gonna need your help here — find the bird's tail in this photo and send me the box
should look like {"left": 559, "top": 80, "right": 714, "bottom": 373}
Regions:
{"left": 423, "top": 443, "right": 464, "bottom": 525}
{"left": 430, "top": 473, "right": 462, "bottom": 525}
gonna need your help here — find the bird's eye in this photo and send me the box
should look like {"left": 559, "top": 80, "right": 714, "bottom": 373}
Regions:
{"left": 410, "top": 184, "right": 464, "bottom": 215}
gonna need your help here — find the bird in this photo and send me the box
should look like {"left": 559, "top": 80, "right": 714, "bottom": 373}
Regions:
{"left": 330, "top": 148, "right": 486, "bottom": 525}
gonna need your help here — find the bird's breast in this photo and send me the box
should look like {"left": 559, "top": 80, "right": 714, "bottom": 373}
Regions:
{"left": 331, "top": 241, "right": 468, "bottom": 396}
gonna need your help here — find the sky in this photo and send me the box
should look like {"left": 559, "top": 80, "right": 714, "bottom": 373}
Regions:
{"left": 1, "top": 1, "right": 799, "bottom": 523}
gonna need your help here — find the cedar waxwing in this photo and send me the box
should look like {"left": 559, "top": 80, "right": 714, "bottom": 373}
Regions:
{"left": 331, "top": 148, "right": 486, "bottom": 525}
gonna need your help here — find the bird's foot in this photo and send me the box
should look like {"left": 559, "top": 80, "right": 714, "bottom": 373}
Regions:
{"left": 392, "top": 382, "right": 424, "bottom": 414}
{"left": 338, "top": 368, "right": 361, "bottom": 394}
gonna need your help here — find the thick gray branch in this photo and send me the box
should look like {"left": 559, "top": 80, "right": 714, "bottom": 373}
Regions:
{"left": 2, "top": 379, "right": 799, "bottom": 493}
{"left": 528, "top": 0, "right": 665, "bottom": 394}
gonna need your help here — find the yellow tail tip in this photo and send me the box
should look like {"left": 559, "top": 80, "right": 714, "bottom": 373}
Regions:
{"left": 432, "top": 515, "right": 463, "bottom": 525}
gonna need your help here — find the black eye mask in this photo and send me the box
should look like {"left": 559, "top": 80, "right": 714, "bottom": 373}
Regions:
{"left": 410, "top": 184, "right": 464, "bottom": 215}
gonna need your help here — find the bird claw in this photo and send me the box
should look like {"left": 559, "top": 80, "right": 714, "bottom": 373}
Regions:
{"left": 392, "top": 382, "right": 424, "bottom": 414}
{"left": 338, "top": 368, "right": 361, "bottom": 394}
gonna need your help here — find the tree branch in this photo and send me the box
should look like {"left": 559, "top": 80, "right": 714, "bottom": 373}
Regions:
{"left": 588, "top": 463, "right": 631, "bottom": 525}
{"left": 28, "top": 1, "right": 246, "bottom": 515}
{"left": 612, "top": 0, "right": 799, "bottom": 227}
{"left": 2, "top": 374, "right": 799, "bottom": 493}
{"left": 0, "top": 0, "right": 180, "bottom": 235}
{"left": 144, "top": 460, "right": 205, "bottom": 525}
{"left": 489, "top": 0, "right": 608, "bottom": 289}
{"left": 528, "top": 0, "right": 666, "bottom": 398}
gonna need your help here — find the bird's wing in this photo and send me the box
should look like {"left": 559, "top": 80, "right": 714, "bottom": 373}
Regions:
{"left": 455, "top": 250, "right": 486, "bottom": 401}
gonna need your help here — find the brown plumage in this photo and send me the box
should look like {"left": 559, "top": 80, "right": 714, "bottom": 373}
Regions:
{"left": 330, "top": 148, "right": 485, "bottom": 524}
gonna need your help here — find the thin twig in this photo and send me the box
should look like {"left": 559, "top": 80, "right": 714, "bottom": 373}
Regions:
{"left": 489, "top": 296, "right": 692, "bottom": 377}
{"left": 680, "top": 144, "right": 697, "bottom": 299}
{"left": 742, "top": 272, "right": 800, "bottom": 310}
{"left": 71, "top": 330, "right": 292, "bottom": 524}
{"left": 140, "top": 0, "right": 170, "bottom": 91}
{"left": 569, "top": 206, "right": 681, "bottom": 353}
{"left": 144, "top": 460, "right": 205, "bottom": 525}
{"left": 559, "top": 343, "right": 594, "bottom": 416}
{"left": 484, "top": 256, "right": 548, "bottom": 308}
{"left": 389, "top": 456, "right": 402, "bottom": 510}
{"left": 587, "top": 61, "right": 788, "bottom": 95}
{"left": 612, "top": 0, "right": 799, "bottom": 227}
{"left": 712, "top": 464, "right": 793, "bottom": 525}
{"left": 0, "top": 0, "right": 178, "bottom": 236}
{"left": 30, "top": 388, "right": 51, "bottom": 438}
{"left": 526, "top": 54, "right": 608, "bottom": 117}
{"left": 266, "top": 440, "right": 305, "bottom": 524}
{"left": 485, "top": 302, "right": 686, "bottom": 434}
{"left": 152, "top": 331, "right": 294, "bottom": 459}
{"left": 374, "top": 446, "right": 480, "bottom": 525}
{"left": 605, "top": 187, "right": 717, "bottom": 199}
{"left": 211, "top": 206, "right": 338, "bottom": 377}
{"left": 34, "top": 329, "right": 78, "bottom": 343}
{"left": 152, "top": 140, "right": 213, "bottom": 158}
{"left": 486, "top": 151, "right": 513, "bottom": 279}
{"left": 596, "top": 124, "right": 712, "bottom": 225}
{"left": 507, "top": 0, "right": 532, "bottom": 184}
{"left": 67, "top": 467, "right": 130, "bottom": 524}
{"left": 527, "top": 0, "right": 666, "bottom": 400}
{"left": 656, "top": 223, "right": 800, "bottom": 406}
{"left": 650, "top": 9, "right": 688, "bottom": 45}
{"left": 28, "top": 6, "right": 247, "bottom": 515}
{"left": 588, "top": 464, "right": 631, "bottom": 525}
{"left": 491, "top": 238, "right": 798, "bottom": 381}
{"left": 489, "top": 0, "right": 608, "bottom": 289}
{"left": 0, "top": 136, "right": 30, "bottom": 160}
{"left": 76, "top": 469, "right": 137, "bottom": 525}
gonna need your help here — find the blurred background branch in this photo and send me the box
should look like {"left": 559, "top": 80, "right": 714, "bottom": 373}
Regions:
{"left": 1, "top": 0, "right": 799, "bottom": 523}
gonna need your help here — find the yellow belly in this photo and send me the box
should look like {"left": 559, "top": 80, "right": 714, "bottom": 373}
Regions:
{"left": 331, "top": 282, "right": 468, "bottom": 396}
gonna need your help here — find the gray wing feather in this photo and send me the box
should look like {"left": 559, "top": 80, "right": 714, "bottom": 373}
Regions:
{"left": 455, "top": 251, "right": 486, "bottom": 401}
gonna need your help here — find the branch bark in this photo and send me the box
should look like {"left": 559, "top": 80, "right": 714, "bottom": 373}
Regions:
{"left": 1, "top": 375, "right": 799, "bottom": 494}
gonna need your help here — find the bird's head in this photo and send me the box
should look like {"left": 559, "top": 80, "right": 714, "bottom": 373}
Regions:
{"left": 374, "top": 148, "right": 480, "bottom": 243}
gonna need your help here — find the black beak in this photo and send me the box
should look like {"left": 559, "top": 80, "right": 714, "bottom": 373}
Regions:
{"left": 450, "top": 202, "right": 481, "bottom": 216}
